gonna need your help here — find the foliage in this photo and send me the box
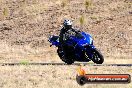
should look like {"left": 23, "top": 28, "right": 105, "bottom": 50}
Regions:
{"left": 61, "top": 0, "right": 69, "bottom": 8}
{"left": 79, "top": 15, "right": 85, "bottom": 25}
{"left": 20, "top": 60, "right": 29, "bottom": 65}
{"left": 3, "top": 8, "right": 8, "bottom": 16}
{"left": 85, "top": 0, "right": 92, "bottom": 10}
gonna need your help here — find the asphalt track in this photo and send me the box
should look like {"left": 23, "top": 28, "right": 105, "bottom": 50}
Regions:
{"left": 0, "top": 62, "right": 132, "bottom": 67}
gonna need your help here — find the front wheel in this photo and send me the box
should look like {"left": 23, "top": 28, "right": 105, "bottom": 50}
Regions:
{"left": 92, "top": 48, "right": 104, "bottom": 64}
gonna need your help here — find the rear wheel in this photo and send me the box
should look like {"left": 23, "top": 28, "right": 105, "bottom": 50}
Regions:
{"left": 63, "top": 59, "right": 74, "bottom": 65}
{"left": 92, "top": 48, "right": 104, "bottom": 64}
{"left": 57, "top": 48, "right": 64, "bottom": 59}
{"left": 57, "top": 48, "right": 74, "bottom": 65}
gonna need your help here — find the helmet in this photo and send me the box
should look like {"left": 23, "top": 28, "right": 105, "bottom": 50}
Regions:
{"left": 63, "top": 19, "right": 72, "bottom": 29}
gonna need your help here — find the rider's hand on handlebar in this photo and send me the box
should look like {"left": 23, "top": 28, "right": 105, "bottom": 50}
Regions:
{"left": 76, "top": 33, "right": 84, "bottom": 38}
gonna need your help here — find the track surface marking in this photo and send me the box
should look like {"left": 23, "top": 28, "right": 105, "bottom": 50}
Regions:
{"left": 0, "top": 63, "right": 132, "bottom": 66}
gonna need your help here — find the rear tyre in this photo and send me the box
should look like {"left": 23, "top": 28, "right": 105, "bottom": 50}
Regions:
{"left": 92, "top": 48, "right": 104, "bottom": 64}
{"left": 63, "top": 59, "right": 74, "bottom": 65}
{"left": 57, "top": 48, "right": 74, "bottom": 65}
{"left": 57, "top": 48, "right": 64, "bottom": 59}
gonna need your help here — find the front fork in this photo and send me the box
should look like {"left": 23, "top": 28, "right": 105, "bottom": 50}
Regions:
{"left": 84, "top": 45, "right": 95, "bottom": 60}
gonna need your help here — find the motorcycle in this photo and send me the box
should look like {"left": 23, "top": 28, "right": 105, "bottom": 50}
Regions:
{"left": 48, "top": 31, "right": 104, "bottom": 65}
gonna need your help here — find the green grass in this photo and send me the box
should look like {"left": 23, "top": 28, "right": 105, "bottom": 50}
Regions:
{"left": 84, "top": 0, "right": 92, "bottom": 10}
{"left": 61, "top": 0, "right": 67, "bottom": 8}
{"left": 62, "top": 1, "right": 66, "bottom": 8}
{"left": 90, "top": 16, "right": 98, "bottom": 20}
{"left": 19, "top": 60, "right": 29, "bottom": 65}
{"left": 3, "top": 8, "right": 8, "bottom": 17}
{"left": 79, "top": 15, "right": 85, "bottom": 26}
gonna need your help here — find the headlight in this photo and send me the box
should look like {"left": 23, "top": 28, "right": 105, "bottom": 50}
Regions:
{"left": 89, "top": 37, "right": 93, "bottom": 44}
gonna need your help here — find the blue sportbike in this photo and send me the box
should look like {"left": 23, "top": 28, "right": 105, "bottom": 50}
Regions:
{"left": 48, "top": 31, "right": 104, "bottom": 64}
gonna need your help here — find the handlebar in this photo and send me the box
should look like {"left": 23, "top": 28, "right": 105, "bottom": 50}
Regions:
{"left": 75, "top": 32, "right": 84, "bottom": 39}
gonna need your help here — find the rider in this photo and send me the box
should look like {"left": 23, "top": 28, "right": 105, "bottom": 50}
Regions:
{"left": 59, "top": 19, "right": 82, "bottom": 59}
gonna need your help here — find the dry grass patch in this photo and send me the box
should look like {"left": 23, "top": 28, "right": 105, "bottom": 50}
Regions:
{"left": 0, "top": 65, "right": 131, "bottom": 88}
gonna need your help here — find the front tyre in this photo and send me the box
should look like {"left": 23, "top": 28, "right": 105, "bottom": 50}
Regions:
{"left": 92, "top": 48, "right": 104, "bottom": 64}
